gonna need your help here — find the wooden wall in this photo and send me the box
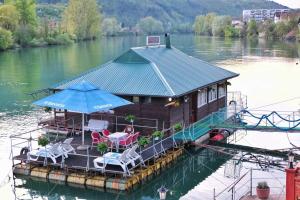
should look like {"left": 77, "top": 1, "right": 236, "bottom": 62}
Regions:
{"left": 114, "top": 97, "right": 170, "bottom": 131}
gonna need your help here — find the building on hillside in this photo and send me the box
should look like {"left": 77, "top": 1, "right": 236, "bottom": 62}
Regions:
{"left": 243, "top": 9, "right": 290, "bottom": 22}
{"left": 52, "top": 35, "right": 238, "bottom": 131}
{"left": 232, "top": 20, "right": 244, "bottom": 29}
{"left": 274, "top": 11, "right": 300, "bottom": 24}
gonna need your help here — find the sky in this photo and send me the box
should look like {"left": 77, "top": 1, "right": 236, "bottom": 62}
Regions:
{"left": 272, "top": 0, "right": 300, "bottom": 8}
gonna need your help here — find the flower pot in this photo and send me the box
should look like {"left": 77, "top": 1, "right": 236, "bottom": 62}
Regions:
{"left": 256, "top": 187, "right": 270, "bottom": 199}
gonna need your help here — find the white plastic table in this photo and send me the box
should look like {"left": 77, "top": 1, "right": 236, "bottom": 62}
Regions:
{"left": 108, "top": 132, "right": 128, "bottom": 152}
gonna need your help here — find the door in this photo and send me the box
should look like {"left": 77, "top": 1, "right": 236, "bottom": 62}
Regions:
{"left": 190, "top": 93, "right": 198, "bottom": 123}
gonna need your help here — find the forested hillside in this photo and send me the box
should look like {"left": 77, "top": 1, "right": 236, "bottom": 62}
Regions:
{"left": 35, "top": 0, "right": 287, "bottom": 26}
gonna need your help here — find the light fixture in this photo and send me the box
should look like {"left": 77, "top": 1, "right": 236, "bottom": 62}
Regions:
{"left": 288, "top": 151, "right": 295, "bottom": 169}
{"left": 157, "top": 186, "right": 168, "bottom": 200}
{"left": 168, "top": 97, "right": 172, "bottom": 102}
{"left": 184, "top": 95, "right": 189, "bottom": 103}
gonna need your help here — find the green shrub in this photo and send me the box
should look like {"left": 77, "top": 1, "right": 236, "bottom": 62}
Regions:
{"left": 55, "top": 33, "right": 73, "bottom": 45}
{"left": 173, "top": 123, "right": 183, "bottom": 132}
{"left": 125, "top": 114, "right": 136, "bottom": 122}
{"left": 96, "top": 142, "right": 108, "bottom": 154}
{"left": 38, "top": 136, "right": 49, "bottom": 147}
{"left": 0, "top": 28, "right": 13, "bottom": 50}
{"left": 138, "top": 136, "right": 150, "bottom": 147}
{"left": 46, "top": 33, "right": 73, "bottom": 45}
{"left": 45, "top": 37, "right": 56, "bottom": 45}
{"left": 28, "top": 38, "right": 47, "bottom": 47}
{"left": 152, "top": 130, "right": 164, "bottom": 138}
{"left": 14, "top": 25, "right": 35, "bottom": 46}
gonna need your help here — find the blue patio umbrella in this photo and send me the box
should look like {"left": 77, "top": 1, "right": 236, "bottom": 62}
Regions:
{"left": 33, "top": 81, "right": 132, "bottom": 146}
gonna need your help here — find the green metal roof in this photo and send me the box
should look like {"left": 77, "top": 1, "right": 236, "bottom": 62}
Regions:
{"left": 54, "top": 46, "right": 238, "bottom": 97}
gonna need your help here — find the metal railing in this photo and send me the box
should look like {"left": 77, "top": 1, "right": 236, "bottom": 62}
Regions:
{"left": 38, "top": 113, "right": 159, "bottom": 133}
{"left": 213, "top": 168, "right": 286, "bottom": 200}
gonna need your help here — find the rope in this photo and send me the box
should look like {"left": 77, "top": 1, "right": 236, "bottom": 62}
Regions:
{"left": 285, "top": 132, "right": 298, "bottom": 148}
{"left": 241, "top": 110, "right": 300, "bottom": 123}
{"left": 249, "top": 96, "right": 300, "bottom": 110}
{"left": 238, "top": 110, "right": 300, "bottom": 131}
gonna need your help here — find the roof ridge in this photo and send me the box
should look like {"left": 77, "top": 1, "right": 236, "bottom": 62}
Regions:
{"left": 150, "top": 62, "right": 175, "bottom": 97}
{"left": 114, "top": 49, "right": 150, "bottom": 64}
{"left": 132, "top": 48, "right": 175, "bottom": 97}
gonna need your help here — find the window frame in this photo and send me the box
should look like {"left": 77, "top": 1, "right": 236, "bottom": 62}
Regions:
{"left": 218, "top": 84, "right": 226, "bottom": 98}
{"left": 197, "top": 89, "right": 207, "bottom": 108}
{"left": 208, "top": 85, "right": 217, "bottom": 103}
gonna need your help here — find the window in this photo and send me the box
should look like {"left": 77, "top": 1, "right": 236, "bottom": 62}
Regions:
{"left": 208, "top": 85, "right": 217, "bottom": 102}
{"left": 197, "top": 89, "right": 207, "bottom": 108}
{"left": 218, "top": 84, "right": 226, "bottom": 98}
{"left": 142, "top": 96, "right": 152, "bottom": 104}
{"left": 133, "top": 96, "right": 140, "bottom": 103}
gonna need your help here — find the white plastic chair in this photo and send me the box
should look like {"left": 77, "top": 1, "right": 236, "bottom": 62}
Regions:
{"left": 27, "top": 143, "right": 64, "bottom": 164}
{"left": 127, "top": 144, "right": 145, "bottom": 167}
{"left": 93, "top": 149, "right": 133, "bottom": 175}
{"left": 61, "top": 138, "right": 76, "bottom": 156}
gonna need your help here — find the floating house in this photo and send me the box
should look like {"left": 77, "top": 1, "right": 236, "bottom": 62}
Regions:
{"left": 52, "top": 35, "right": 238, "bottom": 131}
{"left": 11, "top": 35, "right": 241, "bottom": 191}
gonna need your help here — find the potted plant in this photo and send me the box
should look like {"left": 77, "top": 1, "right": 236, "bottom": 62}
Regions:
{"left": 38, "top": 136, "right": 49, "bottom": 147}
{"left": 138, "top": 136, "right": 150, "bottom": 148}
{"left": 173, "top": 123, "right": 183, "bottom": 132}
{"left": 44, "top": 107, "right": 52, "bottom": 113}
{"left": 152, "top": 130, "right": 164, "bottom": 141}
{"left": 125, "top": 114, "right": 136, "bottom": 123}
{"left": 96, "top": 142, "right": 108, "bottom": 155}
{"left": 256, "top": 181, "right": 270, "bottom": 199}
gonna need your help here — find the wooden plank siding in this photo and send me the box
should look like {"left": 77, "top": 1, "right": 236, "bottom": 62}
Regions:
{"left": 114, "top": 97, "right": 170, "bottom": 132}
{"left": 49, "top": 83, "right": 228, "bottom": 135}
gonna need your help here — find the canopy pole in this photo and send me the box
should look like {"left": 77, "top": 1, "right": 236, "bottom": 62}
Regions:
{"left": 82, "top": 113, "right": 85, "bottom": 145}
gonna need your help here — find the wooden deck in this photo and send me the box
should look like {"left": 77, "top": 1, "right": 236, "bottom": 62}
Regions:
{"left": 13, "top": 133, "right": 177, "bottom": 175}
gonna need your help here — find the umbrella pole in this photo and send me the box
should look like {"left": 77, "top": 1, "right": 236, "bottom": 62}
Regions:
{"left": 82, "top": 113, "right": 85, "bottom": 145}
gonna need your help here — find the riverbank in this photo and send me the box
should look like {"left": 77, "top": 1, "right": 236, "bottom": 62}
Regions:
{"left": 1, "top": 34, "right": 299, "bottom": 54}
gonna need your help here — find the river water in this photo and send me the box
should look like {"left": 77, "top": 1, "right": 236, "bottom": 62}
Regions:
{"left": 0, "top": 35, "right": 300, "bottom": 199}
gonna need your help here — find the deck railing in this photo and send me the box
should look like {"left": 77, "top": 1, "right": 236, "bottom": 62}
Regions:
{"left": 213, "top": 168, "right": 286, "bottom": 200}
{"left": 38, "top": 113, "right": 159, "bottom": 134}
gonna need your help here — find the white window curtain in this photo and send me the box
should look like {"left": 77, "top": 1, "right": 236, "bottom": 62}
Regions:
{"left": 218, "top": 84, "right": 226, "bottom": 98}
{"left": 208, "top": 85, "right": 217, "bottom": 102}
{"left": 197, "top": 89, "right": 207, "bottom": 108}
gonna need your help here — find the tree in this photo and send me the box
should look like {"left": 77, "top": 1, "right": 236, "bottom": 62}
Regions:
{"left": 203, "top": 13, "right": 216, "bottom": 36}
{"left": 62, "top": 0, "right": 102, "bottom": 40}
{"left": 212, "top": 15, "right": 231, "bottom": 37}
{"left": 193, "top": 13, "right": 216, "bottom": 36}
{"left": 247, "top": 20, "right": 258, "bottom": 38}
{"left": 0, "top": 27, "right": 13, "bottom": 50}
{"left": 194, "top": 15, "right": 205, "bottom": 35}
{"left": 101, "top": 17, "right": 121, "bottom": 36}
{"left": 137, "top": 16, "right": 164, "bottom": 34}
{"left": 0, "top": 4, "right": 19, "bottom": 32}
{"left": 274, "top": 22, "right": 289, "bottom": 39}
{"left": 15, "top": 0, "right": 37, "bottom": 27}
{"left": 224, "top": 25, "right": 239, "bottom": 37}
{"left": 258, "top": 20, "right": 275, "bottom": 39}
